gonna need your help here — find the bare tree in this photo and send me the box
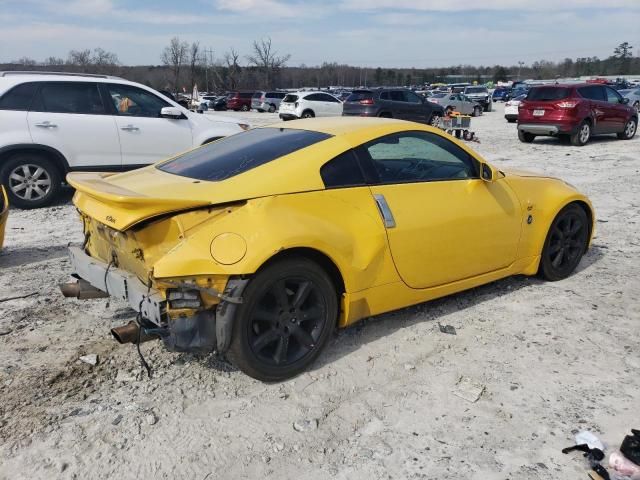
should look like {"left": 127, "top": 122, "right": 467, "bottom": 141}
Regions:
{"left": 92, "top": 48, "right": 119, "bottom": 74}
{"left": 189, "top": 41, "right": 200, "bottom": 95}
{"left": 223, "top": 48, "right": 241, "bottom": 90}
{"left": 67, "top": 49, "right": 92, "bottom": 71}
{"left": 13, "top": 56, "right": 37, "bottom": 67}
{"left": 246, "top": 37, "right": 290, "bottom": 88}
{"left": 43, "top": 56, "right": 65, "bottom": 66}
{"left": 161, "top": 36, "right": 188, "bottom": 94}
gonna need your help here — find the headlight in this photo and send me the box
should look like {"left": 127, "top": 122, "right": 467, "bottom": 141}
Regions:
{"left": 167, "top": 289, "right": 202, "bottom": 309}
{"left": 238, "top": 123, "right": 250, "bottom": 131}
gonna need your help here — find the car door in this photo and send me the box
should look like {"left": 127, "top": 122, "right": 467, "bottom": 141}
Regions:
{"left": 445, "top": 94, "right": 462, "bottom": 112}
{"left": 404, "top": 90, "right": 428, "bottom": 123}
{"left": 318, "top": 93, "right": 343, "bottom": 116}
{"left": 359, "top": 130, "right": 522, "bottom": 289}
{"left": 603, "top": 86, "right": 628, "bottom": 133}
{"left": 389, "top": 90, "right": 411, "bottom": 119}
{"left": 577, "top": 85, "right": 607, "bottom": 133}
{"left": 27, "top": 81, "right": 121, "bottom": 168}
{"left": 103, "top": 83, "right": 193, "bottom": 166}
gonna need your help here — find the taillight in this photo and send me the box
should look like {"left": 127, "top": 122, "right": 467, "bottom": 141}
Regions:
{"left": 556, "top": 101, "right": 578, "bottom": 108}
{"left": 294, "top": 102, "right": 299, "bottom": 108}
{"left": 359, "top": 98, "right": 374, "bottom": 105}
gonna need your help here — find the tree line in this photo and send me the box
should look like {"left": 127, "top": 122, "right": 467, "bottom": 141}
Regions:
{"left": 4, "top": 40, "right": 637, "bottom": 93}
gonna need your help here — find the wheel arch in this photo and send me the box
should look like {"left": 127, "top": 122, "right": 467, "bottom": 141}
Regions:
{"left": 0, "top": 144, "right": 69, "bottom": 177}
{"left": 301, "top": 108, "right": 315, "bottom": 117}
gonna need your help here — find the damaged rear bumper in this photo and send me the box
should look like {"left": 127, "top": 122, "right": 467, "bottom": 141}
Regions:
{"left": 62, "top": 246, "right": 248, "bottom": 354}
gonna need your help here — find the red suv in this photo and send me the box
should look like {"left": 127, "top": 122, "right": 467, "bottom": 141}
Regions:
{"left": 226, "top": 91, "right": 254, "bottom": 111}
{"left": 518, "top": 83, "right": 637, "bottom": 146}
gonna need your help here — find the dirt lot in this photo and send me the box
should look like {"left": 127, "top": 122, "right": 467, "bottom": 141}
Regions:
{"left": 1, "top": 106, "right": 638, "bottom": 479}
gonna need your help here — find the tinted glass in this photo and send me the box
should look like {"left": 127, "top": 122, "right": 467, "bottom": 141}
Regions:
{"left": 357, "top": 131, "right": 477, "bottom": 183}
{"left": 465, "top": 87, "right": 487, "bottom": 94}
{"left": 321, "top": 94, "right": 340, "bottom": 103}
{"left": 252, "top": 92, "right": 263, "bottom": 98}
{"left": 432, "top": 93, "right": 447, "bottom": 98}
{"left": 605, "top": 87, "right": 623, "bottom": 104}
{"left": 305, "top": 94, "right": 322, "bottom": 101}
{"left": 578, "top": 86, "right": 605, "bottom": 101}
{"left": 390, "top": 91, "right": 405, "bottom": 102}
{"left": 346, "top": 91, "right": 373, "bottom": 102}
{"left": 282, "top": 94, "right": 298, "bottom": 103}
{"left": 405, "top": 91, "right": 423, "bottom": 104}
{"left": 0, "top": 82, "right": 38, "bottom": 111}
{"left": 320, "top": 150, "right": 365, "bottom": 188}
{"left": 32, "top": 82, "right": 105, "bottom": 114}
{"left": 106, "top": 84, "right": 168, "bottom": 117}
{"left": 526, "top": 87, "right": 571, "bottom": 101}
{"left": 380, "top": 91, "right": 390, "bottom": 100}
{"left": 240, "top": 92, "right": 253, "bottom": 98}
{"left": 158, "top": 128, "right": 332, "bottom": 181}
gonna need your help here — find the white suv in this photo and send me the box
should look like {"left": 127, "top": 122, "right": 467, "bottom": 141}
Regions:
{"left": 0, "top": 72, "right": 250, "bottom": 208}
{"left": 278, "top": 91, "right": 343, "bottom": 120}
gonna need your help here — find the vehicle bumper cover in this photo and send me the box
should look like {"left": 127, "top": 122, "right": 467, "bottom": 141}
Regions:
{"left": 517, "top": 123, "right": 574, "bottom": 135}
{"left": 67, "top": 246, "right": 165, "bottom": 325}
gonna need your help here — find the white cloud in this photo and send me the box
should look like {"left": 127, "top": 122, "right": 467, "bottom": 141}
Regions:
{"left": 340, "top": 0, "right": 640, "bottom": 10}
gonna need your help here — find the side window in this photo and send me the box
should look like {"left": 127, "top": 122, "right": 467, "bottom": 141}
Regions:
{"left": 0, "top": 82, "right": 38, "bottom": 111}
{"left": 390, "top": 91, "right": 405, "bottom": 102}
{"left": 605, "top": 87, "right": 623, "bottom": 104}
{"left": 322, "top": 94, "right": 340, "bottom": 103}
{"left": 106, "top": 84, "right": 169, "bottom": 117}
{"left": 32, "top": 82, "right": 105, "bottom": 114}
{"left": 380, "top": 91, "right": 390, "bottom": 100}
{"left": 405, "top": 91, "right": 422, "bottom": 104}
{"left": 578, "top": 86, "right": 605, "bottom": 101}
{"left": 320, "top": 150, "right": 366, "bottom": 188}
{"left": 305, "top": 94, "right": 321, "bottom": 102}
{"left": 357, "top": 131, "right": 478, "bottom": 184}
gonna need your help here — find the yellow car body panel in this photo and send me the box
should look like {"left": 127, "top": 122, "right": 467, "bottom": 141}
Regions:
{"left": 0, "top": 186, "right": 8, "bottom": 249}
{"left": 68, "top": 117, "right": 595, "bottom": 331}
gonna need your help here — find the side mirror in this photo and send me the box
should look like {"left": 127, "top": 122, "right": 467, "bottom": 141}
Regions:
{"left": 481, "top": 162, "right": 496, "bottom": 182}
{"left": 622, "top": 97, "right": 630, "bottom": 104}
{"left": 160, "top": 106, "right": 185, "bottom": 119}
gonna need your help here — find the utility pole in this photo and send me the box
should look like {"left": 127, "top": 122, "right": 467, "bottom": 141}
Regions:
{"left": 517, "top": 61, "right": 525, "bottom": 80}
{"left": 202, "top": 47, "right": 215, "bottom": 92}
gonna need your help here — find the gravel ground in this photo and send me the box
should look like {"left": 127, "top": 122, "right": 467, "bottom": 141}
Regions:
{"left": 0, "top": 105, "right": 638, "bottom": 480}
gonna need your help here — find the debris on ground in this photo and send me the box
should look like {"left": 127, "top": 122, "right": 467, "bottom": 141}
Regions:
{"left": 452, "top": 376, "right": 485, "bottom": 403}
{"left": 79, "top": 354, "right": 99, "bottom": 366}
{"left": 438, "top": 323, "right": 457, "bottom": 335}
{"left": 293, "top": 419, "right": 318, "bottom": 432}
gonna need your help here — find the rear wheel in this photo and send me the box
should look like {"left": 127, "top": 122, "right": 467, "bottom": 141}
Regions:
{"left": 429, "top": 113, "right": 441, "bottom": 126}
{"left": 227, "top": 257, "right": 337, "bottom": 381}
{"left": 518, "top": 130, "right": 535, "bottom": 143}
{"left": 240, "top": 104, "right": 249, "bottom": 112}
{"left": 301, "top": 110, "right": 315, "bottom": 119}
{"left": 268, "top": 104, "right": 276, "bottom": 113}
{"left": 539, "top": 204, "right": 589, "bottom": 281}
{"left": 0, "top": 153, "right": 62, "bottom": 209}
{"left": 617, "top": 118, "right": 637, "bottom": 140}
{"left": 570, "top": 121, "right": 591, "bottom": 146}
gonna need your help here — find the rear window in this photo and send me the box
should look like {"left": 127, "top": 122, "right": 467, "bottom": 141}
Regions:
{"left": 346, "top": 91, "right": 373, "bottom": 102}
{"left": 526, "top": 87, "right": 571, "bottom": 101}
{"left": 158, "top": 128, "right": 332, "bottom": 181}
{"left": 0, "top": 82, "right": 38, "bottom": 111}
{"left": 252, "top": 92, "right": 263, "bottom": 99}
{"left": 240, "top": 92, "right": 253, "bottom": 98}
{"left": 465, "top": 87, "right": 487, "bottom": 93}
{"left": 282, "top": 94, "right": 298, "bottom": 103}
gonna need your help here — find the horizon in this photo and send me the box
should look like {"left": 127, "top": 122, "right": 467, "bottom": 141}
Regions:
{"left": 1, "top": 0, "right": 639, "bottom": 69}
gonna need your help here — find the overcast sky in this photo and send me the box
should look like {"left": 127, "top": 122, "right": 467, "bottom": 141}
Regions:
{"left": 1, "top": 0, "right": 638, "bottom": 68}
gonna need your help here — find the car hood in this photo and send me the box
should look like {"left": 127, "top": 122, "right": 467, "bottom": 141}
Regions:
{"left": 502, "top": 168, "right": 555, "bottom": 179}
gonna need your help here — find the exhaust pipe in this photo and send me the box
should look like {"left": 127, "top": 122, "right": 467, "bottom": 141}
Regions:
{"left": 60, "top": 280, "right": 109, "bottom": 299}
{"left": 111, "top": 321, "right": 158, "bottom": 345}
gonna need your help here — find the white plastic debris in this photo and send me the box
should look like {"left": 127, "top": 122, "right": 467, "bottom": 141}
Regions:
{"left": 575, "top": 431, "right": 605, "bottom": 451}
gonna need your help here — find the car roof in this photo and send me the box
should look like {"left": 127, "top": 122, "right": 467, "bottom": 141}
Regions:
{"left": 0, "top": 71, "right": 155, "bottom": 95}
{"left": 262, "top": 116, "right": 421, "bottom": 136}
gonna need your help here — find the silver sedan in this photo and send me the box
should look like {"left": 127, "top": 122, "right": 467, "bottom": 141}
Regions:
{"left": 620, "top": 88, "right": 640, "bottom": 113}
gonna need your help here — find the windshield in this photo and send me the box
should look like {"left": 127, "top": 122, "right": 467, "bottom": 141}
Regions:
{"left": 158, "top": 128, "right": 332, "bottom": 182}
{"left": 465, "top": 87, "right": 487, "bottom": 93}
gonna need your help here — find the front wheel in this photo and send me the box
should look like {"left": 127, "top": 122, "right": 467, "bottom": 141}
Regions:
{"left": 301, "top": 110, "right": 315, "bottom": 119}
{"left": 429, "top": 113, "right": 441, "bottom": 126}
{"left": 539, "top": 204, "right": 590, "bottom": 281}
{"left": 226, "top": 257, "right": 338, "bottom": 381}
{"left": 617, "top": 118, "right": 637, "bottom": 140}
{"left": 472, "top": 106, "right": 482, "bottom": 117}
{"left": 240, "top": 104, "right": 249, "bottom": 112}
{"left": 0, "top": 153, "right": 62, "bottom": 209}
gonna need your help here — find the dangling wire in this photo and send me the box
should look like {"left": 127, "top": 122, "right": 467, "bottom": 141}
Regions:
{"left": 134, "top": 280, "right": 154, "bottom": 379}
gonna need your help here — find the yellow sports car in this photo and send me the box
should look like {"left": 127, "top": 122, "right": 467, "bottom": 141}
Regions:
{"left": 0, "top": 185, "right": 8, "bottom": 249}
{"left": 60, "top": 118, "right": 594, "bottom": 381}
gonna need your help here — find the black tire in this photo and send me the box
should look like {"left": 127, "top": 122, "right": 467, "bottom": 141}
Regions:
{"left": 472, "top": 106, "right": 482, "bottom": 117}
{"left": 378, "top": 112, "right": 392, "bottom": 118}
{"left": 485, "top": 103, "right": 492, "bottom": 112}
{"left": 226, "top": 257, "right": 338, "bottom": 381}
{"left": 539, "top": 204, "right": 589, "bottom": 281}
{"left": 268, "top": 104, "right": 276, "bottom": 113}
{"left": 570, "top": 121, "right": 591, "bottom": 146}
{"left": 0, "top": 153, "right": 62, "bottom": 209}
{"left": 429, "top": 113, "right": 441, "bottom": 126}
{"left": 240, "top": 104, "right": 249, "bottom": 112}
{"left": 518, "top": 130, "right": 535, "bottom": 143}
{"left": 617, "top": 118, "right": 637, "bottom": 140}
{"left": 506, "top": 118, "right": 516, "bottom": 123}
{"left": 301, "top": 110, "right": 315, "bottom": 119}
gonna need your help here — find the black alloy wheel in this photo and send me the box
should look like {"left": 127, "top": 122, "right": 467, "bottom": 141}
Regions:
{"left": 227, "top": 257, "right": 337, "bottom": 381}
{"left": 539, "top": 204, "right": 589, "bottom": 281}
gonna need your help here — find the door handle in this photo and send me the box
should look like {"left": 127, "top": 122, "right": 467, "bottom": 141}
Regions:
{"left": 34, "top": 121, "right": 57, "bottom": 128}
{"left": 120, "top": 125, "right": 139, "bottom": 131}
{"left": 373, "top": 194, "right": 396, "bottom": 228}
